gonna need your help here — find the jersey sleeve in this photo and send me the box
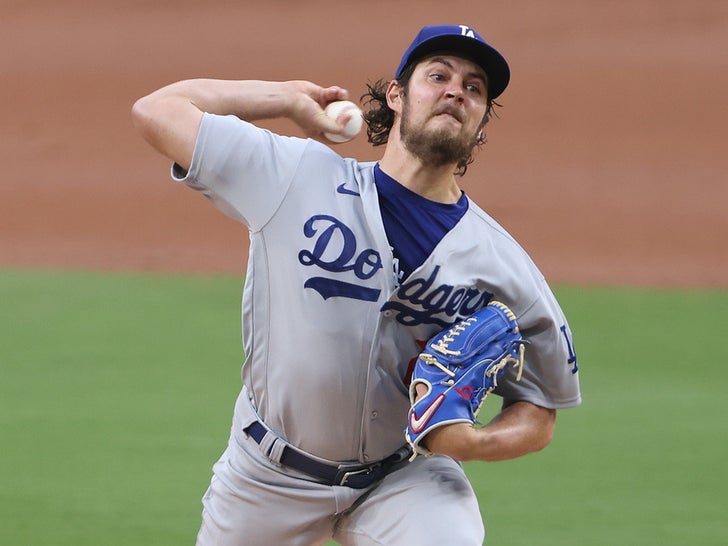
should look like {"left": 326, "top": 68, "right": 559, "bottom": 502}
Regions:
{"left": 171, "top": 113, "right": 309, "bottom": 231}
{"left": 494, "top": 280, "right": 582, "bottom": 409}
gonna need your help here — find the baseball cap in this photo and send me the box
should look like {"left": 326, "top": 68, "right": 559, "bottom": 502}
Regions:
{"left": 395, "top": 24, "right": 510, "bottom": 99}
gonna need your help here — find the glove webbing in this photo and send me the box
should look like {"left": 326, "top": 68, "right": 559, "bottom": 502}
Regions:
{"left": 473, "top": 342, "right": 526, "bottom": 418}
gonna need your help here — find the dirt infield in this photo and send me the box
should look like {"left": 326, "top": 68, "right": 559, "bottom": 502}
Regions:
{"left": 1, "top": 0, "right": 726, "bottom": 287}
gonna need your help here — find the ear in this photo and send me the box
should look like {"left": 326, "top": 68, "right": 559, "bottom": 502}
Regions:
{"left": 386, "top": 79, "right": 403, "bottom": 113}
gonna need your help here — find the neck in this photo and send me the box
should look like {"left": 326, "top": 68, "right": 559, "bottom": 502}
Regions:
{"left": 379, "top": 143, "right": 462, "bottom": 204}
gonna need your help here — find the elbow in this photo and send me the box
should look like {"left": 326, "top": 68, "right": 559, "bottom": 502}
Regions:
{"left": 130, "top": 95, "right": 156, "bottom": 140}
{"left": 533, "top": 426, "right": 554, "bottom": 453}
{"left": 129, "top": 91, "right": 198, "bottom": 169}
{"left": 532, "top": 408, "right": 556, "bottom": 453}
{"left": 501, "top": 401, "right": 557, "bottom": 456}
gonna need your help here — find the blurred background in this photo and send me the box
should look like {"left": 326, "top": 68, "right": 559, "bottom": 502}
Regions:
{"left": 1, "top": 2, "right": 727, "bottom": 545}
{"left": 1, "top": 0, "right": 726, "bottom": 286}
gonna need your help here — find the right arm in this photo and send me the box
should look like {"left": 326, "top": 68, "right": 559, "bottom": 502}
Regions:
{"left": 131, "top": 79, "right": 351, "bottom": 171}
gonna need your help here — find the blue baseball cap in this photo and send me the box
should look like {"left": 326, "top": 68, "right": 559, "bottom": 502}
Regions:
{"left": 395, "top": 24, "right": 510, "bottom": 99}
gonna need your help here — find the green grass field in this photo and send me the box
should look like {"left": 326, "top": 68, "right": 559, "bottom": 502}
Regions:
{"left": 1, "top": 269, "right": 726, "bottom": 545}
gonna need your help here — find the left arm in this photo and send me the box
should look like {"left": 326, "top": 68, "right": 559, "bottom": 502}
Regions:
{"left": 418, "top": 396, "right": 556, "bottom": 462}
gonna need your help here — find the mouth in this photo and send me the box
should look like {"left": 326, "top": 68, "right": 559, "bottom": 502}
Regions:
{"left": 434, "top": 107, "right": 463, "bottom": 124}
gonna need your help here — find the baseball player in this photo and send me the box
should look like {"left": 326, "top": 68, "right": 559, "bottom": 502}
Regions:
{"left": 132, "top": 24, "right": 581, "bottom": 546}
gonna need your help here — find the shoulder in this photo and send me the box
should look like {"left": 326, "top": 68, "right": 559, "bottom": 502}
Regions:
{"left": 461, "top": 198, "right": 519, "bottom": 242}
{"left": 458, "top": 198, "right": 538, "bottom": 270}
{"left": 449, "top": 198, "right": 554, "bottom": 313}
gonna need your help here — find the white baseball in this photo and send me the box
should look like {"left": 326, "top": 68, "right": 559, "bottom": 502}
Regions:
{"left": 323, "top": 100, "right": 363, "bottom": 143}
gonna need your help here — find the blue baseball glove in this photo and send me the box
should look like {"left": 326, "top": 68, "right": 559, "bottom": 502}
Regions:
{"left": 405, "top": 301, "right": 526, "bottom": 456}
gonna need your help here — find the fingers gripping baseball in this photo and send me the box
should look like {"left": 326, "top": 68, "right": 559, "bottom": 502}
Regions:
{"left": 405, "top": 301, "right": 526, "bottom": 457}
{"left": 322, "top": 100, "right": 363, "bottom": 142}
{"left": 286, "top": 82, "right": 351, "bottom": 140}
{"left": 302, "top": 86, "right": 363, "bottom": 143}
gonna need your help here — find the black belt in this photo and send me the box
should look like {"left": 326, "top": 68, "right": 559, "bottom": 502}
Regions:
{"left": 244, "top": 421, "right": 412, "bottom": 489}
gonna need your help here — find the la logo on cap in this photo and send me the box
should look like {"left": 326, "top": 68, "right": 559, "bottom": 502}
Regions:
{"left": 459, "top": 25, "right": 476, "bottom": 38}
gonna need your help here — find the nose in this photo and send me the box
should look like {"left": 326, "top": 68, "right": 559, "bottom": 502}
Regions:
{"left": 444, "top": 81, "right": 465, "bottom": 102}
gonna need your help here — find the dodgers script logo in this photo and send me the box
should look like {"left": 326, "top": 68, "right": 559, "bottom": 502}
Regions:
{"left": 298, "top": 216, "right": 492, "bottom": 327}
{"left": 298, "top": 215, "right": 382, "bottom": 302}
{"left": 382, "top": 265, "right": 492, "bottom": 327}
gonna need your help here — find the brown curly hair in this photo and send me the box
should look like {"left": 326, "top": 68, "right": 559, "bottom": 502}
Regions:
{"left": 360, "top": 62, "right": 499, "bottom": 176}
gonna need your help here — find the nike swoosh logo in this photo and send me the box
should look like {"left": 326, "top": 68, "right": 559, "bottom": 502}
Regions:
{"left": 408, "top": 393, "right": 445, "bottom": 433}
{"left": 336, "top": 182, "right": 360, "bottom": 196}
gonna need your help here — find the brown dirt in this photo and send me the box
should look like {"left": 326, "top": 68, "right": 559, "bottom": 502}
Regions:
{"left": 2, "top": 0, "right": 726, "bottom": 287}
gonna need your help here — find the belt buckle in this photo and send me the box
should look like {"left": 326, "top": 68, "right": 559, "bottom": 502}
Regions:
{"left": 335, "top": 463, "right": 380, "bottom": 487}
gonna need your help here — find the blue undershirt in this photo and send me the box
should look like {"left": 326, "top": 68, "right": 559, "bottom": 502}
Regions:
{"left": 374, "top": 164, "right": 469, "bottom": 283}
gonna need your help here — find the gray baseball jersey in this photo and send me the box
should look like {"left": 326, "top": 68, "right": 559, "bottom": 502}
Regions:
{"left": 174, "top": 113, "right": 581, "bottom": 465}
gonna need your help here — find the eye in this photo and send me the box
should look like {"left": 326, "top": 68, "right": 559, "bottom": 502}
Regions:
{"left": 465, "top": 82, "right": 484, "bottom": 94}
{"left": 429, "top": 72, "right": 446, "bottom": 82}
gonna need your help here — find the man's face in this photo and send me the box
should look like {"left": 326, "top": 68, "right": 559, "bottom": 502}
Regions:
{"left": 398, "top": 55, "right": 489, "bottom": 168}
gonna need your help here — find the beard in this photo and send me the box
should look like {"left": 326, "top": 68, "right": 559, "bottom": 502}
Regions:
{"left": 399, "top": 100, "right": 480, "bottom": 169}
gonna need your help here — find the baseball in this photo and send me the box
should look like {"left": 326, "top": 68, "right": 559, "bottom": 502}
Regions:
{"left": 323, "top": 100, "right": 363, "bottom": 143}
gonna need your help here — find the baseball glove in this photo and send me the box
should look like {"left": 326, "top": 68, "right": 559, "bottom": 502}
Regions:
{"left": 405, "top": 301, "right": 526, "bottom": 456}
